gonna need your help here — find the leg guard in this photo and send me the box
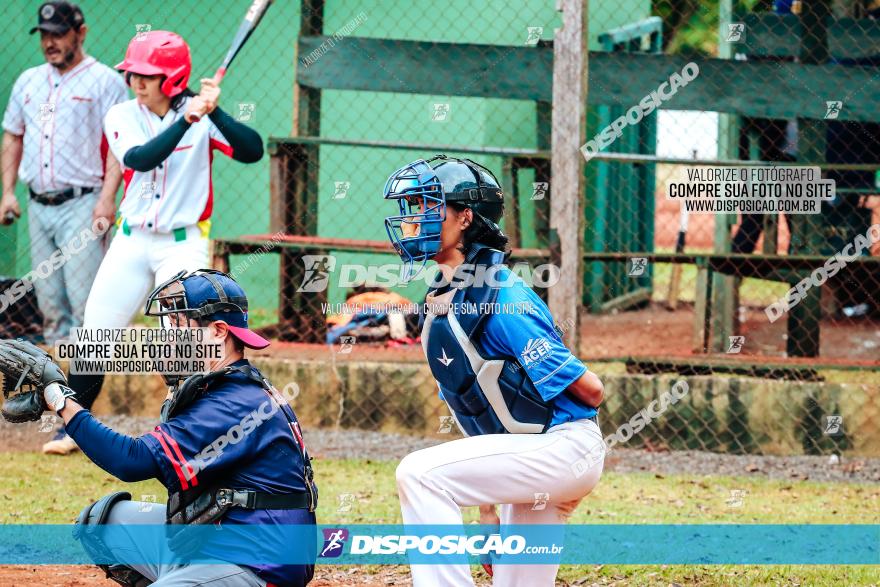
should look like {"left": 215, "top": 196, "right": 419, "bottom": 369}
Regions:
{"left": 74, "top": 492, "right": 151, "bottom": 587}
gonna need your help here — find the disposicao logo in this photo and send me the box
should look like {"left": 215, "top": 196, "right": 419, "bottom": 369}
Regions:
{"left": 320, "top": 528, "right": 349, "bottom": 558}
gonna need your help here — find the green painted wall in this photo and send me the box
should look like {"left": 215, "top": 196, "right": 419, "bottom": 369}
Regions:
{"left": 1, "top": 0, "right": 650, "bottom": 316}
{"left": 0, "top": 0, "right": 299, "bottom": 311}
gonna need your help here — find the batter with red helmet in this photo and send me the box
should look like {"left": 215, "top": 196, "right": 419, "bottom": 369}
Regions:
{"left": 50, "top": 30, "right": 263, "bottom": 455}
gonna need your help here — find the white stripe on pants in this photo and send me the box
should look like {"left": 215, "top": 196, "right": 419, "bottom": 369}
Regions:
{"left": 395, "top": 418, "right": 605, "bottom": 587}
{"left": 83, "top": 224, "right": 208, "bottom": 329}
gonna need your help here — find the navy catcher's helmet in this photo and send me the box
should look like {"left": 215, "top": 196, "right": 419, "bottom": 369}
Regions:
{"left": 144, "top": 269, "right": 270, "bottom": 349}
{"left": 383, "top": 155, "right": 505, "bottom": 280}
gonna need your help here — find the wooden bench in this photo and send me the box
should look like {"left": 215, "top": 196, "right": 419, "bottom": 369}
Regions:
{"left": 211, "top": 234, "right": 550, "bottom": 342}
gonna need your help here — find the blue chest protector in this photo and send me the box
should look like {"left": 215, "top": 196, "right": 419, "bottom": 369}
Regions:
{"left": 421, "top": 245, "right": 553, "bottom": 436}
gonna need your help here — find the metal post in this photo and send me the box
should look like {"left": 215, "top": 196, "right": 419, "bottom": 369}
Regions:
{"left": 278, "top": 0, "right": 325, "bottom": 341}
{"left": 709, "top": 0, "right": 738, "bottom": 353}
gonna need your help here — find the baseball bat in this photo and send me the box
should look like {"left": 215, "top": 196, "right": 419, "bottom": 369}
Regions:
{"left": 186, "top": 0, "right": 275, "bottom": 123}
{"left": 666, "top": 150, "right": 698, "bottom": 311}
{"left": 2, "top": 212, "right": 15, "bottom": 225}
{"left": 665, "top": 208, "right": 688, "bottom": 310}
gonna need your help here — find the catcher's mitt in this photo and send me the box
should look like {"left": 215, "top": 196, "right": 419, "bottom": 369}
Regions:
{"left": 0, "top": 339, "right": 67, "bottom": 423}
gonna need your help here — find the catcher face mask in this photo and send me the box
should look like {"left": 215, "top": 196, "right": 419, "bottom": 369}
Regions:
{"left": 146, "top": 275, "right": 197, "bottom": 329}
{"left": 384, "top": 159, "right": 445, "bottom": 282}
{"left": 144, "top": 271, "right": 207, "bottom": 386}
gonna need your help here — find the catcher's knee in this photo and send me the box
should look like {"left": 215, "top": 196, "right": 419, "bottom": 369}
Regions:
{"left": 396, "top": 452, "right": 430, "bottom": 493}
{"left": 395, "top": 453, "right": 415, "bottom": 487}
{"left": 74, "top": 492, "right": 151, "bottom": 587}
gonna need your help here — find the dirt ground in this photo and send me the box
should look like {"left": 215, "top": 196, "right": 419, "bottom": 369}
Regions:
{"left": 256, "top": 303, "right": 880, "bottom": 365}
{"left": 575, "top": 303, "right": 880, "bottom": 363}
{"left": 0, "top": 565, "right": 422, "bottom": 587}
{"left": 0, "top": 565, "right": 106, "bottom": 587}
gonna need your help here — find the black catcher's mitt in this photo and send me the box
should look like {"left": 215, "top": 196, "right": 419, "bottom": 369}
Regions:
{"left": 0, "top": 339, "right": 67, "bottom": 423}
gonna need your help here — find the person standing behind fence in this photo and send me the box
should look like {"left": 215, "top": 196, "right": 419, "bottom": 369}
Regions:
{"left": 730, "top": 0, "right": 798, "bottom": 254}
{"left": 0, "top": 2, "right": 125, "bottom": 346}
{"left": 42, "top": 30, "right": 264, "bottom": 457}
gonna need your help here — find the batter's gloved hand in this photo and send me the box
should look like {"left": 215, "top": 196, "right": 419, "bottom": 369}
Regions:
{"left": 0, "top": 340, "right": 69, "bottom": 423}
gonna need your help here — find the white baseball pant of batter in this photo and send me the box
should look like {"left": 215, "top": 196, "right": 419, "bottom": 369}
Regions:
{"left": 396, "top": 418, "right": 605, "bottom": 586}
{"left": 82, "top": 225, "right": 208, "bottom": 329}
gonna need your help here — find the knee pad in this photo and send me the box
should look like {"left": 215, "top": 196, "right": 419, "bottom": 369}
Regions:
{"left": 74, "top": 491, "right": 132, "bottom": 538}
{"left": 74, "top": 492, "right": 150, "bottom": 587}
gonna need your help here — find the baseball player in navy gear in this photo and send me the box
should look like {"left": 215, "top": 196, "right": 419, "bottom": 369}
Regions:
{"left": 384, "top": 156, "right": 605, "bottom": 586}
{"left": 37, "top": 270, "right": 317, "bottom": 586}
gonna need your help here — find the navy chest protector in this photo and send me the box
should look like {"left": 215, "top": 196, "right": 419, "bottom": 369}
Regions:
{"left": 421, "top": 246, "right": 553, "bottom": 436}
{"left": 164, "top": 365, "right": 317, "bottom": 529}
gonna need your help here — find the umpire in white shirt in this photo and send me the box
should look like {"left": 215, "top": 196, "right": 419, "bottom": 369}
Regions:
{"left": 1, "top": 2, "right": 126, "bottom": 455}
{"left": 0, "top": 1, "right": 126, "bottom": 347}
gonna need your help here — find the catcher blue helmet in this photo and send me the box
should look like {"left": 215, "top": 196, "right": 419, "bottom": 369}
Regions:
{"left": 383, "top": 155, "right": 504, "bottom": 281}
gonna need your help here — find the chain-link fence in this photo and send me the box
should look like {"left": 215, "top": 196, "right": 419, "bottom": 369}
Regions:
{"left": 585, "top": 0, "right": 880, "bottom": 366}
{"left": 0, "top": 1, "right": 877, "bottom": 457}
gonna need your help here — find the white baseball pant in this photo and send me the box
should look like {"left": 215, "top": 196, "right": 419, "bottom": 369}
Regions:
{"left": 83, "top": 224, "right": 209, "bottom": 329}
{"left": 396, "top": 418, "right": 605, "bottom": 587}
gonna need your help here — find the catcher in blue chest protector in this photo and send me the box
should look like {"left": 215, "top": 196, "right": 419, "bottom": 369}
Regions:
{"left": 0, "top": 270, "right": 317, "bottom": 587}
{"left": 384, "top": 156, "right": 606, "bottom": 587}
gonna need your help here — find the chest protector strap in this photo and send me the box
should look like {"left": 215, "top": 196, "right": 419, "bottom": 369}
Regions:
{"left": 167, "top": 484, "right": 314, "bottom": 525}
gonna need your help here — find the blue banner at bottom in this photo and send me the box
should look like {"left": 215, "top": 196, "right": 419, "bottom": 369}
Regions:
{"left": 0, "top": 525, "right": 876, "bottom": 565}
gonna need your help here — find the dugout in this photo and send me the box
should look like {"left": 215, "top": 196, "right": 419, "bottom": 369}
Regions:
{"left": 713, "top": 1, "right": 880, "bottom": 357}
{"left": 211, "top": 0, "right": 880, "bottom": 359}
{"left": 579, "top": 0, "right": 880, "bottom": 362}
{"left": 212, "top": 0, "right": 658, "bottom": 343}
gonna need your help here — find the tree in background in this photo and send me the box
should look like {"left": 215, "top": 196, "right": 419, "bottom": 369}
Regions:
{"left": 652, "top": 0, "right": 771, "bottom": 55}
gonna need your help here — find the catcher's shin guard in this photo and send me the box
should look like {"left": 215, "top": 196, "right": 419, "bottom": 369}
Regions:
{"left": 73, "top": 492, "right": 151, "bottom": 587}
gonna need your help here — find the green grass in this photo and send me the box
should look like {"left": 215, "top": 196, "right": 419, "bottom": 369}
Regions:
{"left": 2, "top": 454, "right": 877, "bottom": 585}
{"left": 126, "top": 308, "right": 277, "bottom": 329}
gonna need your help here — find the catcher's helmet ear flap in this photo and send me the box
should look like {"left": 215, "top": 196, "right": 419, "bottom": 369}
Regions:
{"left": 467, "top": 200, "right": 504, "bottom": 225}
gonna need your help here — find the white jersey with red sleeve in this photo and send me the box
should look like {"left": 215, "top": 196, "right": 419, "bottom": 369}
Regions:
{"left": 103, "top": 96, "right": 233, "bottom": 233}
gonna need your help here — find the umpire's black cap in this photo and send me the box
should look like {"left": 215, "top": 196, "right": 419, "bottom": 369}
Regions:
{"left": 30, "top": 1, "right": 85, "bottom": 35}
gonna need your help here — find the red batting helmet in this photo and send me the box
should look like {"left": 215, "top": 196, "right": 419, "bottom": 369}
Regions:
{"left": 115, "top": 30, "right": 191, "bottom": 98}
